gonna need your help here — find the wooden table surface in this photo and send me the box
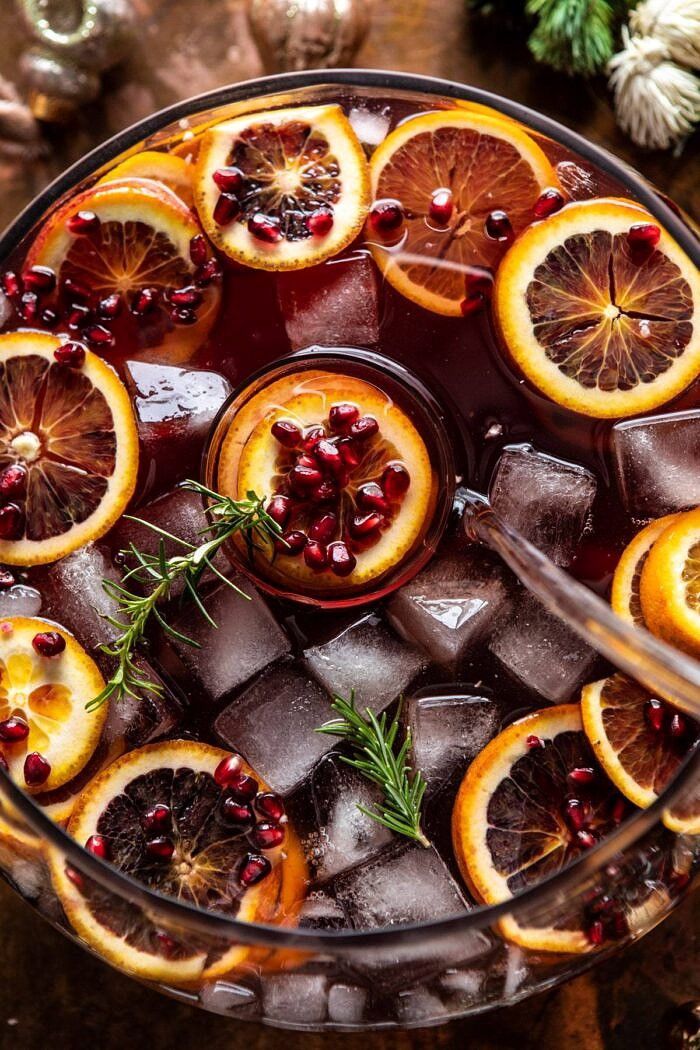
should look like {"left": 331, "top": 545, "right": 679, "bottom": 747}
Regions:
{"left": 0, "top": 1, "right": 697, "bottom": 1047}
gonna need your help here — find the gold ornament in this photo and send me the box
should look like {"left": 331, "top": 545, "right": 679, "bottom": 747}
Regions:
{"left": 247, "top": 0, "right": 370, "bottom": 73}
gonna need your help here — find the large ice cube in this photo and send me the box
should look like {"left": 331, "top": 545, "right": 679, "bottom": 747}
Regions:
{"left": 489, "top": 593, "right": 598, "bottom": 703}
{"left": 260, "top": 973, "right": 328, "bottom": 1025}
{"left": 489, "top": 444, "right": 596, "bottom": 566}
{"left": 386, "top": 548, "right": 511, "bottom": 672}
{"left": 612, "top": 410, "right": 700, "bottom": 518}
{"left": 394, "top": 986, "right": 448, "bottom": 1024}
{"left": 311, "top": 753, "right": 394, "bottom": 879}
{"left": 304, "top": 615, "right": 426, "bottom": 713}
{"left": 214, "top": 662, "right": 334, "bottom": 793}
{"left": 277, "top": 250, "right": 380, "bottom": 350}
{"left": 405, "top": 689, "right": 500, "bottom": 793}
{"left": 165, "top": 578, "right": 290, "bottom": 705}
{"left": 327, "top": 983, "right": 369, "bottom": 1025}
{"left": 102, "top": 656, "right": 182, "bottom": 748}
{"left": 0, "top": 584, "right": 42, "bottom": 619}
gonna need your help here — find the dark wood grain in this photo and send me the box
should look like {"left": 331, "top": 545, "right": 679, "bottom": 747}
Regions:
{"left": 0, "top": 1, "right": 697, "bottom": 1046}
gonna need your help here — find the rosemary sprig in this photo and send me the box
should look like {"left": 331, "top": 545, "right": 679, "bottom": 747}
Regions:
{"left": 317, "top": 692, "right": 429, "bottom": 847}
{"left": 87, "top": 480, "right": 281, "bottom": 712}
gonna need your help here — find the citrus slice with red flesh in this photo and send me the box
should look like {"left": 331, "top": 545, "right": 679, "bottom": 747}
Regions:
{"left": 494, "top": 198, "right": 700, "bottom": 418}
{"left": 97, "top": 152, "right": 194, "bottom": 207}
{"left": 194, "top": 104, "right": 371, "bottom": 271}
{"left": 639, "top": 506, "right": 700, "bottom": 659}
{"left": 610, "top": 515, "right": 681, "bottom": 627}
{"left": 581, "top": 674, "right": 699, "bottom": 834}
{"left": 26, "top": 177, "right": 221, "bottom": 363}
{"left": 0, "top": 617, "right": 107, "bottom": 793}
{"left": 50, "top": 740, "right": 308, "bottom": 984}
{"left": 452, "top": 705, "right": 628, "bottom": 953}
{"left": 0, "top": 332, "right": 138, "bottom": 566}
{"left": 216, "top": 370, "right": 436, "bottom": 596}
{"left": 367, "top": 109, "right": 558, "bottom": 316}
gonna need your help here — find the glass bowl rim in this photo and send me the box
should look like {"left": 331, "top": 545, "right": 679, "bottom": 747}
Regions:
{"left": 0, "top": 68, "right": 698, "bottom": 953}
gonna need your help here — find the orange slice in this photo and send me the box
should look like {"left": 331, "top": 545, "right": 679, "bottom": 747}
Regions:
{"left": 0, "top": 617, "right": 107, "bottom": 792}
{"left": 97, "top": 152, "right": 194, "bottom": 207}
{"left": 610, "top": 515, "right": 681, "bottom": 626}
{"left": 581, "top": 673, "right": 699, "bottom": 833}
{"left": 0, "top": 332, "right": 138, "bottom": 566}
{"left": 639, "top": 506, "right": 700, "bottom": 658}
{"left": 494, "top": 198, "right": 700, "bottom": 418}
{"left": 50, "top": 740, "right": 308, "bottom": 984}
{"left": 367, "top": 109, "right": 557, "bottom": 316}
{"left": 216, "top": 370, "right": 435, "bottom": 596}
{"left": 452, "top": 704, "right": 626, "bottom": 953}
{"left": 194, "top": 104, "right": 370, "bottom": 270}
{"left": 27, "top": 177, "right": 221, "bottom": 364}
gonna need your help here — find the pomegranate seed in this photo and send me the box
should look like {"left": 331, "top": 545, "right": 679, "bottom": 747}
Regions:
{"left": 171, "top": 307, "right": 197, "bottom": 325}
{"left": 0, "top": 505, "right": 24, "bottom": 540}
{"left": 169, "top": 285, "right": 202, "bottom": 308}
{"left": 307, "top": 207, "right": 334, "bottom": 237}
{"left": 368, "top": 199, "right": 404, "bottom": 236}
{"left": 576, "top": 829, "right": 597, "bottom": 849}
{"left": 194, "top": 259, "right": 222, "bottom": 286}
{"left": 221, "top": 797, "right": 255, "bottom": 826}
{"left": 255, "top": 792, "right": 285, "bottom": 822}
{"left": 587, "top": 920, "right": 605, "bottom": 946}
{"left": 239, "top": 852, "right": 271, "bottom": 887}
{"left": 304, "top": 540, "right": 328, "bottom": 570}
{"left": 62, "top": 276, "right": 91, "bottom": 302}
{"left": 41, "top": 308, "right": 58, "bottom": 328}
{"left": 248, "top": 213, "right": 282, "bottom": 243}
{"left": 329, "top": 403, "right": 360, "bottom": 431}
{"left": 309, "top": 512, "right": 338, "bottom": 544}
{"left": 0, "top": 464, "right": 27, "bottom": 499}
{"left": 226, "top": 772, "right": 259, "bottom": 801}
{"left": 19, "top": 291, "right": 39, "bottom": 323}
{"left": 611, "top": 797, "right": 627, "bottom": 824}
{"left": 22, "top": 265, "right": 56, "bottom": 294}
{"left": 1, "top": 271, "right": 21, "bottom": 298}
{"left": 381, "top": 463, "right": 411, "bottom": 500}
{"left": 534, "top": 188, "right": 565, "bottom": 219}
{"left": 267, "top": 495, "right": 291, "bottom": 528}
{"left": 250, "top": 821, "right": 285, "bottom": 850}
{"left": 212, "top": 166, "right": 243, "bottom": 193}
{"left": 97, "top": 293, "right": 122, "bottom": 319}
{"left": 290, "top": 464, "right": 323, "bottom": 492}
{"left": 189, "top": 234, "right": 208, "bottom": 265}
{"left": 281, "top": 529, "right": 307, "bottom": 554}
{"left": 429, "top": 188, "right": 453, "bottom": 225}
{"left": 143, "top": 804, "right": 171, "bottom": 832}
{"left": 351, "top": 511, "right": 384, "bottom": 537}
{"left": 627, "top": 223, "right": 660, "bottom": 255}
{"left": 311, "top": 479, "right": 338, "bottom": 503}
{"left": 67, "top": 210, "right": 100, "bottom": 235}
{"left": 54, "top": 341, "right": 86, "bottom": 368}
{"left": 154, "top": 931, "right": 179, "bottom": 958}
{"left": 565, "top": 798, "right": 586, "bottom": 831}
{"left": 145, "top": 836, "right": 175, "bottom": 861}
{"left": 85, "top": 834, "right": 110, "bottom": 859}
{"left": 526, "top": 734, "right": 544, "bottom": 750}
{"left": 213, "top": 753, "right": 243, "bottom": 787}
{"left": 67, "top": 304, "right": 91, "bottom": 330}
{"left": 24, "top": 752, "right": 51, "bottom": 786}
{"left": 328, "top": 541, "right": 356, "bottom": 577}
{"left": 84, "top": 324, "right": 115, "bottom": 348}
{"left": 349, "top": 416, "right": 379, "bottom": 441}
{"left": 32, "top": 631, "right": 66, "bottom": 657}
{"left": 213, "top": 193, "right": 240, "bottom": 226}
{"left": 568, "top": 766, "right": 596, "bottom": 786}
{"left": 669, "top": 712, "right": 687, "bottom": 738}
{"left": 271, "top": 420, "right": 301, "bottom": 448}
{"left": 356, "top": 482, "right": 389, "bottom": 513}
{"left": 485, "top": 209, "right": 512, "bottom": 241}
{"left": 0, "top": 716, "right": 29, "bottom": 742}
{"left": 645, "top": 697, "right": 665, "bottom": 732}
{"left": 302, "top": 425, "right": 326, "bottom": 451}
{"left": 64, "top": 865, "right": 85, "bottom": 891}
{"left": 132, "top": 287, "right": 159, "bottom": 316}
{"left": 0, "top": 570, "right": 15, "bottom": 589}
{"left": 313, "top": 439, "right": 341, "bottom": 470}
{"left": 337, "top": 438, "right": 361, "bottom": 468}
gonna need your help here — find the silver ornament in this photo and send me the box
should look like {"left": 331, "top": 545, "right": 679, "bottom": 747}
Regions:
{"left": 247, "top": 0, "right": 370, "bottom": 73}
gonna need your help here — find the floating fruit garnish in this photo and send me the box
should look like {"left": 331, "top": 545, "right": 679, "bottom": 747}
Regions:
{"left": 494, "top": 198, "right": 700, "bottom": 418}
{"left": 367, "top": 109, "right": 557, "bottom": 316}
{"left": 213, "top": 366, "right": 438, "bottom": 600}
{"left": 0, "top": 332, "right": 138, "bottom": 566}
{"left": 24, "top": 176, "right": 220, "bottom": 363}
{"left": 452, "top": 705, "right": 626, "bottom": 952}
{"left": 581, "top": 674, "right": 699, "bottom": 834}
{"left": 97, "top": 151, "right": 195, "bottom": 207}
{"left": 610, "top": 515, "right": 681, "bottom": 627}
{"left": 49, "top": 741, "right": 307, "bottom": 984}
{"left": 0, "top": 617, "right": 107, "bottom": 793}
{"left": 639, "top": 506, "right": 700, "bottom": 658}
{"left": 194, "top": 104, "right": 370, "bottom": 270}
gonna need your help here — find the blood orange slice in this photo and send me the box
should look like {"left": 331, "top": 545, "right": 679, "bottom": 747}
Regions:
{"left": 0, "top": 332, "right": 138, "bottom": 566}
{"left": 640, "top": 506, "right": 700, "bottom": 659}
{"left": 494, "top": 198, "right": 700, "bottom": 418}
{"left": 610, "top": 515, "right": 681, "bottom": 627}
{"left": 97, "top": 152, "right": 194, "bottom": 207}
{"left": 50, "top": 740, "right": 308, "bottom": 984}
{"left": 367, "top": 109, "right": 558, "bottom": 316}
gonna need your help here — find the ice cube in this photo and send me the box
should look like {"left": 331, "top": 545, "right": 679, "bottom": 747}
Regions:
{"left": 260, "top": 973, "right": 328, "bottom": 1025}
{"left": 332, "top": 841, "right": 468, "bottom": 929}
{"left": 214, "top": 662, "right": 334, "bottom": 793}
{"left": 124, "top": 360, "right": 231, "bottom": 493}
{"left": 348, "top": 106, "right": 391, "bottom": 148}
{"left": 439, "top": 967, "right": 483, "bottom": 1005}
{"left": 0, "top": 584, "right": 42, "bottom": 619}
{"left": 386, "top": 548, "right": 511, "bottom": 672}
{"left": 405, "top": 689, "right": 500, "bottom": 793}
{"left": 555, "top": 160, "right": 599, "bottom": 200}
{"left": 489, "top": 444, "right": 596, "bottom": 566}
{"left": 102, "top": 656, "right": 182, "bottom": 748}
{"left": 277, "top": 250, "right": 380, "bottom": 351}
{"left": 612, "top": 410, "right": 700, "bottom": 518}
{"left": 489, "top": 593, "right": 598, "bottom": 703}
{"left": 304, "top": 616, "right": 426, "bottom": 714}
{"left": 166, "top": 579, "right": 290, "bottom": 705}
{"left": 199, "top": 980, "right": 257, "bottom": 1018}
{"left": 33, "top": 542, "right": 122, "bottom": 656}
{"left": 327, "top": 983, "right": 369, "bottom": 1025}
{"left": 394, "top": 986, "right": 448, "bottom": 1024}
{"left": 299, "top": 890, "right": 347, "bottom": 930}
{"left": 311, "top": 753, "right": 394, "bottom": 879}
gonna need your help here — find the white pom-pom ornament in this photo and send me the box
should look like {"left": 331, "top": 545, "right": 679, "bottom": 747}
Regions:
{"left": 630, "top": 0, "right": 700, "bottom": 70}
